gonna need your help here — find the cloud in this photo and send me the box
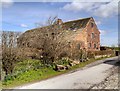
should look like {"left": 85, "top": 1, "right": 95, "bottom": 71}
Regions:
{"left": 94, "top": 1, "right": 118, "bottom": 17}
{"left": 62, "top": 0, "right": 119, "bottom": 18}
{"left": 96, "top": 20, "right": 101, "bottom": 25}
{"left": 62, "top": 2, "right": 99, "bottom": 12}
{"left": 20, "top": 24, "right": 28, "bottom": 28}
{"left": 99, "top": 30, "right": 106, "bottom": 35}
{"left": 1, "top": 0, "right": 14, "bottom": 8}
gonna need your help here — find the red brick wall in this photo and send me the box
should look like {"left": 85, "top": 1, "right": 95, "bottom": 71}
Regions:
{"left": 73, "top": 18, "right": 100, "bottom": 51}
{"left": 85, "top": 18, "right": 100, "bottom": 51}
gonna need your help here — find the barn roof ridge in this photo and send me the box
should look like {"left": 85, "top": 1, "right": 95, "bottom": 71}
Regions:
{"left": 63, "top": 17, "right": 92, "bottom": 24}
{"left": 25, "top": 17, "right": 92, "bottom": 33}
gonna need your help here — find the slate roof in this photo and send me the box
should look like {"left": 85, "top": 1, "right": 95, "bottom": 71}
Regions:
{"left": 62, "top": 17, "right": 91, "bottom": 30}
{"left": 17, "top": 17, "right": 93, "bottom": 47}
{"left": 21, "top": 17, "right": 92, "bottom": 37}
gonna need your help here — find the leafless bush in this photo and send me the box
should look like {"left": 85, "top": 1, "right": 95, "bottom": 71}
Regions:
{"left": 40, "top": 16, "right": 86, "bottom": 64}
{"left": 2, "top": 31, "right": 24, "bottom": 75}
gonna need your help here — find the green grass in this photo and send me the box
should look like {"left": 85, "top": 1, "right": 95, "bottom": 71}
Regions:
{"left": 2, "top": 56, "right": 115, "bottom": 89}
{"left": 2, "top": 68, "right": 61, "bottom": 88}
{"left": 2, "top": 59, "right": 65, "bottom": 88}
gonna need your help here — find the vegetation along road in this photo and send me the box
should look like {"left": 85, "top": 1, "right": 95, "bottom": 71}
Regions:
{"left": 14, "top": 56, "right": 119, "bottom": 89}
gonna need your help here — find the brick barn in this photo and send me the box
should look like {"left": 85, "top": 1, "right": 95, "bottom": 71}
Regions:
{"left": 17, "top": 17, "right": 100, "bottom": 53}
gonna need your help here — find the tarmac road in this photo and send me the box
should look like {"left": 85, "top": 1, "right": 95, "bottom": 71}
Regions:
{"left": 15, "top": 56, "right": 119, "bottom": 89}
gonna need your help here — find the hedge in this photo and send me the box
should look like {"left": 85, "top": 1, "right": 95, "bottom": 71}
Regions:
{"left": 87, "top": 50, "right": 115, "bottom": 59}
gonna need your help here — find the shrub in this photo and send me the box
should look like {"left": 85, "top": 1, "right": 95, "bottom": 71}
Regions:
{"left": 87, "top": 50, "right": 115, "bottom": 59}
{"left": 4, "top": 74, "right": 14, "bottom": 82}
{"left": 87, "top": 51, "right": 95, "bottom": 59}
{"left": 94, "top": 50, "right": 115, "bottom": 56}
{"left": 55, "top": 57, "right": 71, "bottom": 66}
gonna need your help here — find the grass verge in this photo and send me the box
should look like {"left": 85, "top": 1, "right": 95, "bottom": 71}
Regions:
{"left": 2, "top": 56, "right": 115, "bottom": 89}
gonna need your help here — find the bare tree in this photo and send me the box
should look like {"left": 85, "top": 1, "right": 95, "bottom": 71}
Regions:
{"left": 34, "top": 16, "right": 58, "bottom": 28}
{"left": 46, "top": 16, "right": 58, "bottom": 25}
{"left": 2, "top": 31, "right": 24, "bottom": 75}
{"left": 39, "top": 16, "right": 85, "bottom": 64}
{"left": 17, "top": 16, "right": 87, "bottom": 65}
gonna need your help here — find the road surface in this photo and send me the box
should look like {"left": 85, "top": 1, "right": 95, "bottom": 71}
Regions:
{"left": 15, "top": 57, "right": 119, "bottom": 89}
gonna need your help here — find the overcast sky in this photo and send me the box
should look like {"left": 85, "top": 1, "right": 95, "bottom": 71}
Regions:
{"left": 1, "top": 0, "right": 119, "bottom": 46}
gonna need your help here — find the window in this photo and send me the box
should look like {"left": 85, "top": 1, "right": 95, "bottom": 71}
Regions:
{"left": 94, "top": 44, "right": 96, "bottom": 48}
{"left": 91, "top": 33, "right": 94, "bottom": 39}
{"left": 91, "top": 22, "right": 94, "bottom": 27}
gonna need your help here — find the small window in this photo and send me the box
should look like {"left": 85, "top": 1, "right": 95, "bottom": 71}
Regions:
{"left": 94, "top": 44, "right": 96, "bottom": 48}
{"left": 91, "top": 33, "right": 94, "bottom": 39}
{"left": 91, "top": 22, "right": 94, "bottom": 27}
